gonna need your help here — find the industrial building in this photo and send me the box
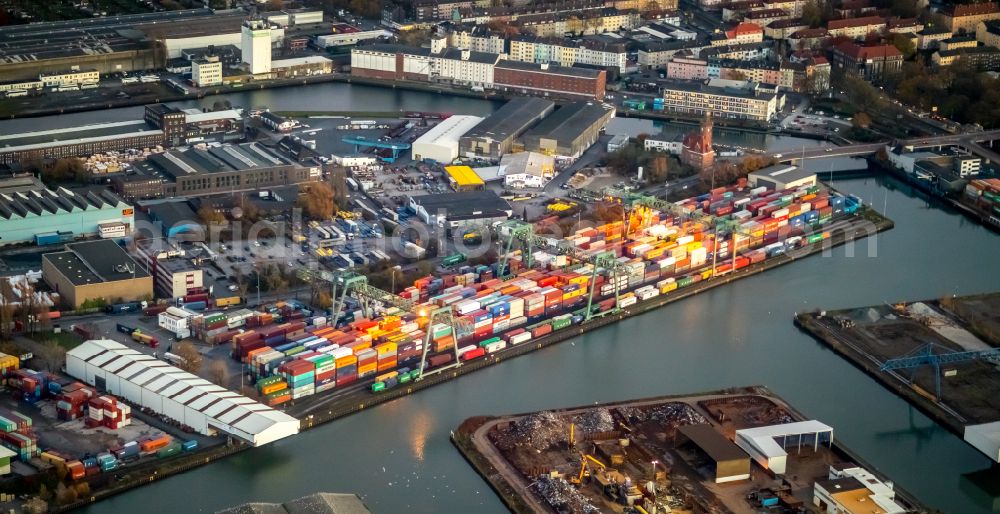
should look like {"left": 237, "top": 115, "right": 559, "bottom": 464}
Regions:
{"left": 812, "top": 465, "right": 907, "bottom": 514}
{"left": 145, "top": 202, "right": 203, "bottom": 239}
{"left": 242, "top": 19, "right": 273, "bottom": 75}
{"left": 444, "top": 166, "right": 485, "bottom": 191}
{"left": 0, "top": 177, "right": 134, "bottom": 246}
{"left": 270, "top": 56, "right": 334, "bottom": 78}
{"left": 191, "top": 57, "right": 223, "bottom": 87}
{"left": 493, "top": 61, "right": 607, "bottom": 101}
{"left": 66, "top": 339, "right": 300, "bottom": 447}
{"left": 350, "top": 43, "right": 502, "bottom": 88}
{"left": 216, "top": 493, "right": 373, "bottom": 514}
{"left": 411, "top": 115, "right": 484, "bottom": 163}
{"left": 408, "top": 190, "right": 512, "bottom": 232}
{"left": 518, "top": 102, "right": 615, "bottom": 158}
{"left": 735, "top": 420, "right": 833, "bottom": 475}
{"left": 133, "top": 239, "right": 205, "bottom": 299}
{"left": 131, "top": 142, "right": 319, "bottom": 198}
{"left": 500, "top": 152, "right": 555, "bottom": 188}
{"left": 676, "top": 424, "right": 751, "bottom": 483}
{"left": 0, "top": 103, "right": 244, "bottom": 166}
{"left": 748, "top": 165, "right": 817, "bottom": 190}
{"left": 42, "top": 240, "right": 153, "bottom": 308}
{"left": 964, "top": 421, "right": 1000, "bottom": 463}
{"left": 459, "top": 98, "right": 555, "bottom": 160}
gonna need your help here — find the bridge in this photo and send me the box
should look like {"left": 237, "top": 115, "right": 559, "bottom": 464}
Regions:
{"left": 341, "top": 136, "right": 412, "bottom": 162}
{"left": 774, "top": 129, "right": 1000, "bottom": 164}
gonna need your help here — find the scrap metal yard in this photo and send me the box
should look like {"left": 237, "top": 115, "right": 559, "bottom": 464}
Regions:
{"left": 453, "top": 387, "right": 926, "bottom": 514}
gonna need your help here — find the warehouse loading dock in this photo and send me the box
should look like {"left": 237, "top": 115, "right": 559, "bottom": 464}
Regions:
{"left": 676, "top": 423, "right": 751, "bottom": 483}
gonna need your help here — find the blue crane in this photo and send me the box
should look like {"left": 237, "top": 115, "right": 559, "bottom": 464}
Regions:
{"left": 341, "top": 136, "right": 411, "bottom": 162}
{"left": 880, "top": 342, "right": 1000, "bottom": 400}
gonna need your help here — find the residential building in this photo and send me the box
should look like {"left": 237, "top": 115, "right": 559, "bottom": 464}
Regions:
{"left": 780, "top": 55, "right": 830, "bottom": 93}
{"left": 447, "top": 25, "right": 507, "bottom": 54}
{"left": 645, "top": 133, "right": 684, "bottom": 154}
{"left": 764, "top": 18, "right": 808, "bottom": 39}
{"left": 39, "top": 69, "right": 100, "bottom": 87}
{"left": 743, "top": 9, "right": 792, "bottom": 28}
{"left": 826, "top": 16, "right": 887, "bottom": 39}
{"left": 702, "top": 42, "right": 775, "bottom": 60}
{"left": 832, "top": 42, "right": 902, "bottom": 83}
{"left": 886, "top": 17, "right": 923, "bottom": 34}
{"left": 917, "top": 27, "right": 952, "bottom": 50}
{"left": 637, "top": 40, "right": 702, "bottom": 69}
{"left": 940, "top": 35, "right": 979, "bottom": 51}
{"left": 709, "top": 58, "right": 782, "bottom": 84}
{"left": 788, "top": 27, "right": 829, "bottom": 48}
{"left": 493, "top": 61, "right": 607, "bottom": 101}
{"left": 42, "top": 240, "right": 153, "bottom": 308}
{"left": 516, "top": 8, "right": 641, "bottom": 37}
{"left": 941, "top": 2, "right": 1000, "bottom": 34}
{"left": 660, "top": 79, "right": 780, "bottom": 121}
{"left": 508, "top": 36, "right": 628, "bottom": 70}
{"left": 933, "top": 46, "right": 1000, "bottom": 71}
{"left": 667, "top": 56, "right": 709, "bottom": 80}
{"left": 711, "top": 22, "right": 764, "bottom": 46}
{"left": 191, "top": 57, "right": 222, "bottom": 87}
{"left": 977, "top": 20, "right": 1000, "bottom": 48}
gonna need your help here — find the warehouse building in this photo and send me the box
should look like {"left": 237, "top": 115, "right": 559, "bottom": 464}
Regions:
{"left": 676, "top": 424, "right": 751, "bottom": 483}
{"left": 519, "top": 102, "right": 615, "bottom": 158}
{"left": 501, "top": 152, "right": 555, "bottom": 188}
{"left": 444, "top": 166, "right": 485, "bottom": 191}
{"left": 131, "top": 142, "right": 319, "bottom": 198}
{"left": 0, "top": 177, "right": 135, "bottom": 246}
{"left": 408, "top": 190, "right": 512, "bottom": 232}
{"left": 493, "top": 61, "right": 607, "bottom": 101}
{"left": 66, "top": 339, "right": 299, "bottom": 447}
{"left": 735, "top": 420, "right": 833, "bottom": 475}
{"left": 133, "top": 239, "right": 204, "bottom": 299}
{"left": 216, "top": 493, "right": 373, "bottom": 514}
{"left": 813, "top": 465, "right": 907, "bottom": 514}
{"left": 748, "top": 165, "right": 817, "bottom": 190}
{"left": 42, "top": 240, "right": 153, "bottom": 308}
{"left": 459, "top": 98, "right": 555, "bottom": 160}
{"left": 411, "top": 115, "right": 484, "bottom": 163}
{"left": 964, "top": 422, "right": 1000, "bottom": 463}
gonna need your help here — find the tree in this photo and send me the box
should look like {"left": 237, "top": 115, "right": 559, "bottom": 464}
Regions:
{"left": 852, "top": 112, "right": 873, "bottom": 129}
{"left": 297, "top": 182, "right": 337, "bottom": 220}
{"left": 36, "top": 340, "right": 66, "bottom": 372}
{"left": 265, "top": 0, "right": 283, "bottom": 10}
{"left": 398, "top": 28, "right": 432, "bottom": 47}
{"left": 197, "top": 205, "right": 226, "bottom": 225}
{"left": 173, "top": 341, "right": 203, "bottom": 374}
{"left": 209, "top": 360, "right": 229, "bottom": 386}
{"left": 801, "top": 0, "right": 825, "bottom": 28}
{"left": 890, "top": 33, "right": 916, "bottom": 59}
{"left": 23, "top": 497, "right": 48, "bottom": 514}
{"left": 55, "top": 482, "right": 78, "bottom": 506}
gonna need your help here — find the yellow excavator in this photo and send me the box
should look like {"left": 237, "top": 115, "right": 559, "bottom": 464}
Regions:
{"left": 570, "top": 452, "right": 608, "bottom": 486}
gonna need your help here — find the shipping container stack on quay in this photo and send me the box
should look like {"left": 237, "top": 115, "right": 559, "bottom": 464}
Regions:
{"left": 176, "top": 178, "right": 874, "bottom": 409}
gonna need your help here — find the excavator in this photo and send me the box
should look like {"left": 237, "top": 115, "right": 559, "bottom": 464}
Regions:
{"left": 569, "top": 452, "right": 608, "bottom": 486}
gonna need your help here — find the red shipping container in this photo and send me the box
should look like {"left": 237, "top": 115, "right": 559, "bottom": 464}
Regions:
{"left": 461, "top": 347, "right": 485, "bottom": 360}
{"left": 531, "top": 324, "right": 553, "bottom": 338}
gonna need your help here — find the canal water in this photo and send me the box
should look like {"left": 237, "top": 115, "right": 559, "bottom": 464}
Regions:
{"left": 8, "top": 83, "right": 999, "bottom": 513}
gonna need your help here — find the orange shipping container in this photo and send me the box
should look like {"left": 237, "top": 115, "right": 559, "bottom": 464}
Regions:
{"left": 358, "top": 363, "right": 377, "bottom": 375}
{"left": 140, "top": 435, "right": 172, "bottom": 453}
{"left": 336, "top": 355, "right": 358, "bottom": 368}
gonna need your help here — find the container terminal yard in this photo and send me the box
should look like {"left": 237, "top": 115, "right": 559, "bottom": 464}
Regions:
{"left": 796, "top": 293, "right": 1000, "bottom": 464}
{"left": 0, "top": 174, "right": 890, "bottom": 511}
{"left": 452, "top": 387, "right": 925, "bottom": 514}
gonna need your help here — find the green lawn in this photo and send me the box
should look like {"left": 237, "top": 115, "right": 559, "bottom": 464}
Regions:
{"left": 28, "top": 330, "right": 83, "bottom": 350}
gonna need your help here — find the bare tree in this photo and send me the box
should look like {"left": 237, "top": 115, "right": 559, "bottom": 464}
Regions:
{"left": 36, "top": 340, "right": 66, "bottom": 372}
{"left": 209, "top": 360, "right": 229, "bottom": 387}
{"left": 173, "top": 341, "right": 204, "bottom": 375}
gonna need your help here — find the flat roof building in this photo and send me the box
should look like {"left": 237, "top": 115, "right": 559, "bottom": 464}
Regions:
{"left": 519, "top": 102, "right": 615, "bottom": 158}
{"left": 660, "top": 79, "right": 780, "bottom": 122}
{"left": 42, "top": 240, "right": 153, "bottom": 308}
{"left": 67, "top": 339, "right": 299, "bottom": 446}
{"left": 408, "top": 190, "right": 512, "bottom": 232}
{"left": 133, "top": 239, "right": 204, "bottom": 299}
{"left": 459, "top": 98, "right": 555, "bottom": 160}
{"left": 748, "top": 164, "right": 817, "bottom": 190}
{"left": 411, "top": 115, "right": 484, "bottom": 163}
{"left": 676, "top": 424, "right": 751, "bottom": 483}
{"left": 493, "top": 61, "right": 607, "bottom": 101}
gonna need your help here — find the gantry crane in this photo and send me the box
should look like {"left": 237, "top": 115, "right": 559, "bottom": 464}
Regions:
{"left": 602, "top": 187, "right": 755, "bottom": 278}
{"left": 880, "top": 342, "right": 1000, "bottom": 400}
{"left": 415, "top": 305, "right": 469, "bottom": 378}
{"left": 493, "top": 219, "right": 630, "bottom": 321}
{"left": 297, "top": 268, "right": 414, "bottom": 322}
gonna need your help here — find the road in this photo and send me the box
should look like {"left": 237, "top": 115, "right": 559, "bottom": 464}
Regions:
{"left": 774, "top": 129, "right": 1000, "bottom": 162}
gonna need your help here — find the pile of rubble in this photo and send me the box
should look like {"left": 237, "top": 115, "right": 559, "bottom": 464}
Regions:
{"left": 536, "top": 476, "right": 600, "bottom": 514}
{"left": 572, "top": 408, "right": 614, "bottom": 434}
{"left": 494, "top": 411, "right": 566, "bottom": 451}
{"left": 621, "top": 403, "right": 708, "bottom": 426}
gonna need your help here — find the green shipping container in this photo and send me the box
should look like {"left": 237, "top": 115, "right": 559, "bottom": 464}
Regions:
{"left": 808, "top": 234, "right": 824, "bottom": 243}
{"left": 157, "top": 442, "right": 182, "bottom": 458}
{"left": 265, "top": 389, "right": 290, "bottom": 401}
{"left": 372, "top": 381, "right": 386, "bottom": 393}
{"left": 677, "top": 277, "right": 694, "bottom": 288}
{"left": 552, "top": 318, "right": 572, "bottom": 330}
{"left": 478, "top": 337, "right": 502, "bottom": 348}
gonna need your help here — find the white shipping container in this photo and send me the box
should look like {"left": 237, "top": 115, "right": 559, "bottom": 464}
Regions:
{"left": 485, "top": 341, "right": 506, "bottom": 353}
{"left": 751, "top": 186, "right": 768, "bottom": 197}
{"left": 508, "top": 316, "right": 527, "bottom": 327}
{"left": 677, "top": 235, "right": 695, "bottom": 245}
{"left": 618, "top": 295, "right": 637, "bottom": 308}
{"left": 510, "top": 332, "right": 532, "bottom": 345}
{"left": 455, "top": 300, "right": 480, "bottom": 315}
{"left": 772, "top": 208, "right": 789, "bottom": 219}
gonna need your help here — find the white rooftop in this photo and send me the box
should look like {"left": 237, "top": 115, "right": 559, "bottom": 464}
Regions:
{"left": 272, "top": 56, "right": 333, "bottom": 68}
{"left": 413, "top": 115, "right": 484, "bottom": 147}
{"left": 736, "top": 420, "right": 833, "bottom": 460}
{"left": 965, "top": 421, "right": 1000, "bottom": 462}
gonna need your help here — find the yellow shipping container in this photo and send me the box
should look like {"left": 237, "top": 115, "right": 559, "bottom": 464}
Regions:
{"left": 645, "top": 248, "right": 665, "bottom": 259}
{"left": 376, "top": 342, "right": 398, "bottom": 355}
{"left": 701, "top": 269, "right": 713, "bottom": 280}
{"left": 0, "top": 353, "right": 19, "bottom": 373}
{"left": 358, "top": 363, "right": 378, "bottom": 374}
{"left": 685, "top": 241, "right": 702, "bottom": 252}
{"left": 660, "top": 282, "right": 678, "bottom": 294}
